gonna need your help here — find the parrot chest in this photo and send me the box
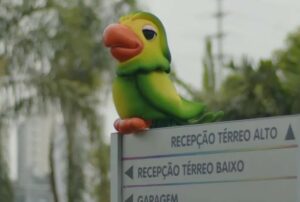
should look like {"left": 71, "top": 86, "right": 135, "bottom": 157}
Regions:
{"left": 112, "top": 76, "right": 165, "bottom": 119}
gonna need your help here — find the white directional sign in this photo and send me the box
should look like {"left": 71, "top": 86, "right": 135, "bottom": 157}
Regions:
{"left": 111, "top": 115, "right": 300, "bottom": 202}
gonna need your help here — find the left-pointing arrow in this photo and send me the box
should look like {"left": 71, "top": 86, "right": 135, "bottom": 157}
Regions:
{"left": 125, "top": 194, "right": 133, "bottom": 202}
{"left": 125, "top": 166, "right": 134, "bottom": 179}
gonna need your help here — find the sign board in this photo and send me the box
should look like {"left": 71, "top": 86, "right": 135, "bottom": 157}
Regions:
{"left": 111, "top": 115, "right": 300, "bottom": 202}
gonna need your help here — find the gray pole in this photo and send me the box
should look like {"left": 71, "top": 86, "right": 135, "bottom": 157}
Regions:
{"left": 111, "top": 133, "right": 122, "bottom": 202}
{"left": 215, "top": 0, "right": 225, "bottom": 87}
{"left": 217, "top": 0, "right": 224, "bottom": 66}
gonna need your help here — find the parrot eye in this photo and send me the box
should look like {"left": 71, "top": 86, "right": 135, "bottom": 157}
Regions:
{"left": 142, "top": 25, "right": 157, "bottom": 40}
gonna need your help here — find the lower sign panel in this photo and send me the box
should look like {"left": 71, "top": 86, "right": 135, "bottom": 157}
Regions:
{"left": 123, "top": 179, "right": 297, "bottom": 202}
{"left": 123, "top": 147, "right": 297, "bottom": 186}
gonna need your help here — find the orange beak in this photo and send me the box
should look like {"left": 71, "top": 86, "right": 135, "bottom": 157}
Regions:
{"left": 103, "top": 24, "right": 143, "bottom": 62}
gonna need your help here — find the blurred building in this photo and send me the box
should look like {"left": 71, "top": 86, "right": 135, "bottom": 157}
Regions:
{"left": 14, "top": 116, "right": 54, "bottom": 202}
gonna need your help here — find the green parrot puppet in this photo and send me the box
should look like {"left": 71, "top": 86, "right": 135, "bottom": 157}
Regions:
{"left": 103, "top": 12, "right": 223, "bottom": 134}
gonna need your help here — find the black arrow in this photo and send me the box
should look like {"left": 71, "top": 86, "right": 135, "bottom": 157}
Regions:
{"left": 285, "top": 124, "right": 295, "bottom": 140}
{"left": 125, "top": 166, "right": 134, "bottom": 179}
{"left": 125, "top": 194, "right": 133, "bottom": 202}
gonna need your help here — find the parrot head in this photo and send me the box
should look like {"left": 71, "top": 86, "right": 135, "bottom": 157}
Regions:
{"left": 103, "top": 12, "right": 171, "bottom": 75}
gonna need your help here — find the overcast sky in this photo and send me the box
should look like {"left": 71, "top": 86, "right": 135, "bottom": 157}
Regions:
{"left": 104, "top": 0, "right": 300, "bottom": 140}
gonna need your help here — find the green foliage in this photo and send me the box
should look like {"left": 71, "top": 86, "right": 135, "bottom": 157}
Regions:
{"left": 219, "top": 58, "right": 289, "bottom": 120}
{"left": 175, "top": 26, "right": 300, "bottom": 121}
{"left": 217, "top": 27, "right": 300, "bottom": 120}
{"left": 0, "top": 0, "right": 136, "bottom": 202}
{"left": 202, "top": 37, "right": 215, "bottom": 94}
{"left": 275, "top": 27, "right": 300, "bottom": 113}
{"left": 0, "top": 157, "right": 13, "bottom": 202}
{"left": 0, "top": 127, "right": 13, "bottom": 202}
{"left": 90, "top": 141, "right": 110, "bottom": 202}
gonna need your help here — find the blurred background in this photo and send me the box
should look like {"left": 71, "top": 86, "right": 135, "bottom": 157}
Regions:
{"left": 0, "top": 0, "right": 300, "bottom": 202}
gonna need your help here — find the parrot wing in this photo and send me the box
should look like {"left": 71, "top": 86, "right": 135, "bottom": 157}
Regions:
{"left": 136, "top": 71, "right": 206, "bottom": 121}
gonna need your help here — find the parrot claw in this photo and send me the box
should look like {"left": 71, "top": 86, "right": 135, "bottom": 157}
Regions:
{"left": 114, "top": 118, "right": 152, "bottom": 134}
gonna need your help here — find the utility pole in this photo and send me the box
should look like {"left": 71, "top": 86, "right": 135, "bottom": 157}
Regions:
{"left": 213, "top": 0, "right": 226, "bottom": 86}
{"left": 216, "top": 0, "right": 225, "bottom": 67}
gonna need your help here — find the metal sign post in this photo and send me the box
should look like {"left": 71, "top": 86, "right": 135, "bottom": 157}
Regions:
{"left": 111, "top": 115, "right": 300, "bottom": 202}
